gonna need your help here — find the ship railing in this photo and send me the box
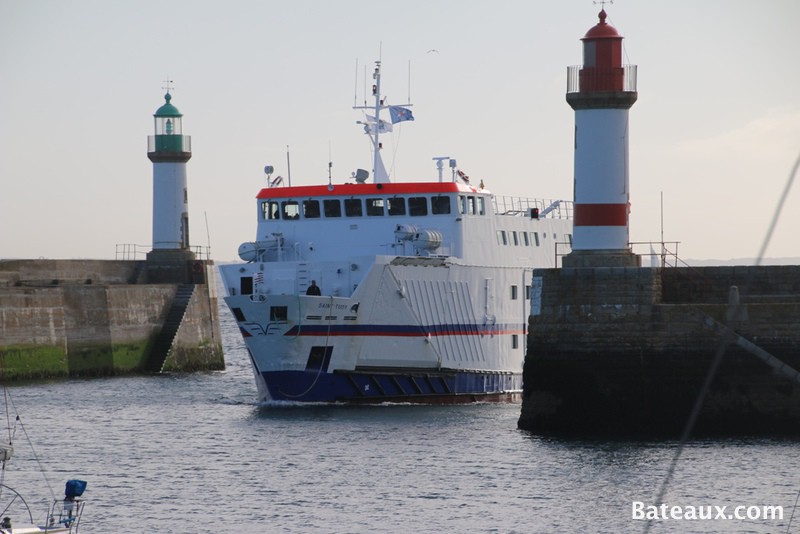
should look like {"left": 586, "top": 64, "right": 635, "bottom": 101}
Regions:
{"left": 114, "top": 244, "right": 212, "bottom": 260}
{"left": 492, "top": 197, "right": 573, "bottom": 219}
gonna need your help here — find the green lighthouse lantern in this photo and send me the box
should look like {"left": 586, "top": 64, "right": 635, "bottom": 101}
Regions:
{"left": 149, "top": 92, "right": 190, "bottom": 155}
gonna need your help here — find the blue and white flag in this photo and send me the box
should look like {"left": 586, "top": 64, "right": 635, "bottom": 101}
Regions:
{"left": 389, "top": 106, "right": 414, "bottom": 124}
{"left": 364, "top": 115, "right": 393, "bottom": 134}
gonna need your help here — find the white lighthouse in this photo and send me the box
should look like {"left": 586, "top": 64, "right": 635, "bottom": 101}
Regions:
{"left": 147, "top": 91, "right": 194, "bottom": 261}
{"left": 562, "top": 9, "right": 640, "bottom": 268}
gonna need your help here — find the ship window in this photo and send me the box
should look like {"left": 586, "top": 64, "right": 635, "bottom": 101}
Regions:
{"left": 408, "top": 197, "right": 427, "bottom": 216}
{"left": 496, "top": 230, "right": 507, "bottom": 246}
{"left": 240, "top": 277, "right": 253, "bottom": 295}
{"left": 567, "top": 233, "right": 573, "bottom": 245}
{"left": 344, "top": 198, "right": 363, "bottom": 217}
{"left": 467, "top": 196, "right": 476, "bottom": 215}
{"left": 512, "top": 334, "right": 519, "bottom": 349}
{"left": 459, "top": 195, "right": 467, "bottom": 215}
{"left": 388, "top": 197, "right": 406, "bottom": 216}
{"left": 525, "top": 285, "right": 531, "bottom": 300}
{"left": 303, "top": 200, "right": 320, "bottom": 218}
{"left": 281, "top": 201, "right": 300, "bottom": 220}
{"left": 512, "top": 231, "right": 519, "bottom": 246}
{"left": 511, "top": 285, "right": 518, "bottom": 300}
{"left": 270, "top": 306, "right": 288, "bottom": 322}
{"left": 431, "top": 195, "right": 451, "bottom": 214}
{"left": 477, "top": 197, "right": 485, "bottom": 215}
{"left": 531, "top": 232, "right": 540, "bottom": 247}
{"left": 324, "top": 199, "right": 341, "bottom": 217}
{"left": 366, "top": 197, "right": 385, "bottom": 216}
{"left": 263, "top": 201, "right": 280, "bottom": 221}
{"left": 522, "top": 232, "right": 530, "bottom": 246}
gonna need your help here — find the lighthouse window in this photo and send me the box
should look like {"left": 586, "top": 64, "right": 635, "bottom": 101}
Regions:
{"left": 303, "top": 200, "right": 320, "bottom": 219}
{"left": 512, "top": 334, "right": 519, "bottom": 349}
{"left": 387, "top": 197, "right": 406, "bottom": 216}
{"left": 366, "top": 198, "right": 385, "bottom": 216}
{"left": 344, "top": 198, "right": 363, "bottom": 217}
{"left": 281, "top": 201, "right": 300, "bottom": 220}
{"left": 262, "top": 201, "right": 280, "bottom": 221}
{"left": 431, "top": 196, "right": 451, "bottom": 215}
{"left": 408, "top": 197, "right": 428, "bottom": 216}
{"left": 323, "top": 199, "right": 341, "bottom": 218}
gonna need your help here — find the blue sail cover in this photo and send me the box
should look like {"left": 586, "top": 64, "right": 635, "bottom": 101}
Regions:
{"left": 65, "top": 479, "right": 87, "bottom": 498}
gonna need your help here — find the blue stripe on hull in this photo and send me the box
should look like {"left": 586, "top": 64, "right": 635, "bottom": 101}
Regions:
{"left": 263, "top": 369, "right": 522, "bottom": 403}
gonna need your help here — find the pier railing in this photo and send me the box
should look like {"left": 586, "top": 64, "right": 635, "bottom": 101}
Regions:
{"left": 115, "top": 244, "right": 213, "bottom": 260}
{"left": 553, "top": 241, "right": 682, "bottom": 268}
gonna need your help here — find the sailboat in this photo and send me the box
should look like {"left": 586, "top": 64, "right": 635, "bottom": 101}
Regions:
{"left": 0, "top": 390, "right": 87, "bottom": 533}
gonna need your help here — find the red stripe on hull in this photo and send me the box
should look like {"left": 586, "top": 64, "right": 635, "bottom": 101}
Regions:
{"left": 574, "top": 203, "right": 628, "bottom": 226}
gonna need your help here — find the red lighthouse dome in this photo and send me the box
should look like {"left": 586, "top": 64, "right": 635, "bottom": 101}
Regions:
{"left": 580, "top": 9, "right": 625, "bottom": 91}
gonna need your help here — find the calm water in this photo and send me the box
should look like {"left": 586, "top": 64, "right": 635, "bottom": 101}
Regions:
{"left": 3, "top": 300, "right": 799, "bottom": 533}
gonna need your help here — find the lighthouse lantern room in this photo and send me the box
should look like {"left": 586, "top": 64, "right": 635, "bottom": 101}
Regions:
{"left": 563, "top": 9, "right": 640, "bottom": 268}
{"left": 147, "top": 91, "right": 194, "bottom": 262}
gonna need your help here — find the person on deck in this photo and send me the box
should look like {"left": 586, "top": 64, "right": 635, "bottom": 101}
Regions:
{"left": 306, "top": 280, "right": 321, "bottom": 296}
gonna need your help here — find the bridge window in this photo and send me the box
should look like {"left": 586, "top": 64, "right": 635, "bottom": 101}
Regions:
{"left": 324, "top": 199, "right": 341, "bottom": 217}
{"left": 477, "top": 197, "right": 485, "bottom": 215}
{"left": 522, "top": 232, "right": 530, "bottom": 246}
{"left": 459, "top": 195, "right": 467, "bottom": 215}
{"left": 388, "top": 197, "right": 406, "bottom": 216}
{"left": 366, "top": 197, "right": 385, "bottom": 216}
{"left": 262, "top": 201, "right": 280, "bottom": 221}
{"left": 303, "top": 200, "right": 320, "bottom": 218}
{"left": 511, "top": 285, "right": 518, "bottom": 300}
{"left": 281, "top": 201, "right": 300, "bottom": 220}
{"left": 531, "top": 232, "right": 540, "bottom": 247}
{"left": 467, "top": 196, "right": 476, "bottom": 215}
{"left": 408, "top": 197, "right": 427, "bottom": 216}
{"left": 511, "top": 231, "right": 519, "bottom": 246}
{"left": 344, "top": 198, "right": 363, "bottom": 217}
{"left": 431, "top": 195, "right": 451, "bottom": 215}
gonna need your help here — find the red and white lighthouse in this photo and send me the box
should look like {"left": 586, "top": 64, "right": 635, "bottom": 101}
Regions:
{"left": 563, "top": 9, "right": 640, "bottom": 268}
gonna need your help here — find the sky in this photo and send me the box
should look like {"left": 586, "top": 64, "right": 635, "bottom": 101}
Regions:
{"left": 1, "top": 0, "right": 799, "bottom": 262}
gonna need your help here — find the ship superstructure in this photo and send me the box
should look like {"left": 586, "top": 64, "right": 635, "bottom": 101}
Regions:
{"left": 219, "top": 61, "right": 572, "bottom": 402}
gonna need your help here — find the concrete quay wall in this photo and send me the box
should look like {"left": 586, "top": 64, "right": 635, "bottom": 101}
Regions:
{"left": 0, "top": 259, "right": 223, "bottom": 379}
{"left": 520, "top": 265, "right": 800, "bottom": 436}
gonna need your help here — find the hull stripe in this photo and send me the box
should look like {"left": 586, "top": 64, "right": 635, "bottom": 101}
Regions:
{"left": 284, "top": 323, "right": 524, "bottom": 337}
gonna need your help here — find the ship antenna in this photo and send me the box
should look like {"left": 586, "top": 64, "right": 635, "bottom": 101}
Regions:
{"left": 353, "top": 58, "right": 358, "bottom": 108}
{"left": 286, "top": 145, "right": 292, "bottom": 187}
{"left": 328, "top": 142, "right": 333, "bottom": 186}
{"left": 407, "top": 60, "right": 411, "bottom": 104}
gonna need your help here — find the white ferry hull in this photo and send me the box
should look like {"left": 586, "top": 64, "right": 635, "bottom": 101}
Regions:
{"left": 223, "top": 258, "right": 537, "bottom": 403}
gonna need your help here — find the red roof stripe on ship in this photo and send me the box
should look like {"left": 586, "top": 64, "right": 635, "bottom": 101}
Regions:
{"left": 256, "top": 182, "right": 481, "bottom": 199}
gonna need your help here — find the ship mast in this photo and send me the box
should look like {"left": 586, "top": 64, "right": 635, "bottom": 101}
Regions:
{"left": 353, "top": 60, "right": 392, "bottom": 183}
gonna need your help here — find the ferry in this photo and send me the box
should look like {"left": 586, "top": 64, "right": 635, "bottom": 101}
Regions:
{"left": 219, "top": 61, "right": 573, "bottom": 403}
